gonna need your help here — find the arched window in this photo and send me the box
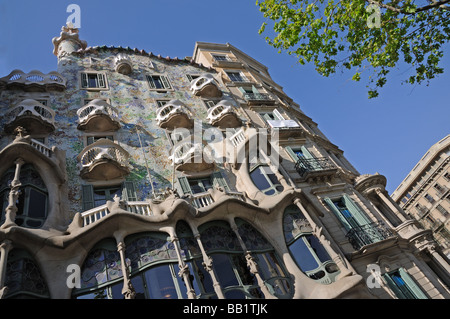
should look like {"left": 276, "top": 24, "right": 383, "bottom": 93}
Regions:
{"left": 235, "top": 218, "right": 292, "bottom": 298}
{"left": 124, "top": 232, "right": 186, "bottom": 299}
{"left": 283, "top": 205, "right": 340, "bottom": 284}
{"left": 73, "top": 238, "right": 123, "bottom": 299}
{"left": 198, "top": 221, "right": 261, "bottom": 299}
{"left": 249, "top": 164, "right": 284, "bottom": 196}
{"left": 4, "top": 249, "right": 49, "bottom": 299}
{"left": 0, "top": 164, "right": 48, "bottom": 228}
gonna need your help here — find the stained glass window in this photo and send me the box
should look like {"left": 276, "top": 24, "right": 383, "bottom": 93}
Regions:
{"left": 78, "top": 239, "right": 122, "bottom": 291}
{"left": 0, "top": 164, "right": 48, "bottom": 228}
{"left": 4, "top": 249, "right": 49, "bottom": 299}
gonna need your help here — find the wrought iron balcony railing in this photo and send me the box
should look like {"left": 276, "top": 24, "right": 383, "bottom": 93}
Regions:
{"left": 294, "top": 157, "right": 336, "bottom": 178}
{"left": 243, "top": 92, "right": 272, "bottom": 102}
{"left": 345, "top": 222, "right": 395, "bottom": 250}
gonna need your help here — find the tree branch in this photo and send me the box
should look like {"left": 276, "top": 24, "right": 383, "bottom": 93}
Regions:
{"left": 365, "top": 0, "right": 450, "bottom": 14}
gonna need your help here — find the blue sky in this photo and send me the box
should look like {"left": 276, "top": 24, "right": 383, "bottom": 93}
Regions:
{"left": 0, "top": 0, "right": 449, "bottom": 194}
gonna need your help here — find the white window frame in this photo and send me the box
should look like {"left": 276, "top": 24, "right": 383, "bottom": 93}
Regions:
{"left": 146, "top": 74, "right": 173, "bottom": 91}
{"left": 80, "top": 71, "right": 109, "bottom": 90}
{"left": 225, "top": 70, "right": 249, "bottom": 83}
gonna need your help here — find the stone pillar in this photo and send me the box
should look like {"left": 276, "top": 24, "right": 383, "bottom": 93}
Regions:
{"left": 193, "top": 230, "right": 225, "bottom": 299}
{"left": 375, "top": 188, "right": 407, "bottom": 222}
{"left": 228, "top": 219, "right": 274, "bottom": 299}
{"left": 294, "top": 198, "right": 354, "bottom": 278}
{"left": 0, "top": 240, "right": 12, "bottom": 298}
{"left": 427, "top": 244, "right": 450, "bottom": 275}
{"left": 171, "top": 235, "right": 197, "bottom": 299}
{"left": 2, "top": 158, "right": 25, "bottom": 229}
{"left": 113, "top": 231, "right": 135, "bottom": 299}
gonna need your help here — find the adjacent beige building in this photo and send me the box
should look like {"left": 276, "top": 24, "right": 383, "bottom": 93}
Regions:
{"left": 0, "top": 25, "right": 448, "bottom": 300}
{"left": 392, "top": 135, "right": 450, "bottom": 258}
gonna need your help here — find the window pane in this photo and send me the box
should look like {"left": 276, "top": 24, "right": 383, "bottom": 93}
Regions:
{"left": 151, "top": 76, "right": 164, "bottom": 89}
{"left": 111, "top": 281, "right": 124, "bottom": 299}
{"left": 211, "top": 254, "right": 239, "bottom": 288}
{"left": 131, "top": 275, "right": 146, "bottom": 299}
{"left": 189, "top": 181, "right": 203, "bottom": 194}
{"left": 231, "top": 254, "right": 257, "bottom": 286}
{"left": 288, "top": 238, "right": 319, "bottom": 272}
{"left": 307, "top": 235, "right": 331, "bottom": 263}
{"left": 94, "top": 189, "right": 106, "bottom": 206}
{"left": 88, "top": 74, "right": 98, "bottom": 88}
{"left": 28, "top": 188, "right": 47, "bottom": 218}
{"left": 250, "top": 167, "right": 271, "bottom": 190}
{"left": 174, "top": 264, "right": 188, "bottom": 299}
{"left": 144, "top": 264, "right": 177, "bottom": 299}
{"left": 193, "top": 259, "right": 214, "bottom": 294}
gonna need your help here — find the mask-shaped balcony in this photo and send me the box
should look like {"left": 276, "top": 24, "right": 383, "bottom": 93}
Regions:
{"left": 169, "top": 140, "right": 214, "bottom": 172}
{"left": 4, "top": 99, "right": 55, "bottom": 135}
{"left": 207, "top": 100, "right": 242, "bottom": 129}
{"left": 114, "top": 53, "right": 133, "bottom": 75}
{"left": 0, "top": 70, "right": 66, "bottom": 92}
{"left": 77, "top": 138, "right": 131, "bottom": 181}
{"left": 156, "top": 99, "right": 193, "bottom": 130}
{"left": 77, "top": 99, "right": 121, "bottom": 132}
{"left": 190, "top": 73, "right": 222, "bottom": 98}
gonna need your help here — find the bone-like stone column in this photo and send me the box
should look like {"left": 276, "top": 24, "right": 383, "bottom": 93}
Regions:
{"left": 228, "top": 218, "right": 274, "bottom": 299}
{"left": 171, "top": 234, "right": 197, "bottom": 299}
{"left": 0, "top": 240, "right": 13, "bottom": 298}
{"left": 2, "top": 158, "right": 25, "bottom": 229}
{"left": 192, "top": 228, "right": 225, "bottom": 299}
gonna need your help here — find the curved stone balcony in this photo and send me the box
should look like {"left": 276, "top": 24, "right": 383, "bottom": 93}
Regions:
{"left": 190, "top": 73, "right": 222, "bottom": 98}
{"left": 77, "top": 138, "right": 131, "bottom": 181}
{"left": 169, "top": 140, "right": 214, "bottom": 172}
{"left": 4, "top": 99, "right": 56, "bottom": 134}
{"left": 114, "top": 53, "right": 133, "bottom": 75}
{"left": 156, "top": 99, "right": 193, "bottom": 130}
{"left": 77, "top": 99, "right": 121, "bottom": 132}
{"left": 207, "top": 100, "right": 242, "bottom": 129}
{"left": 0, "top": 70, "right": 66, "bottom": 91}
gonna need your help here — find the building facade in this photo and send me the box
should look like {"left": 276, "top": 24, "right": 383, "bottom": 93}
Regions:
{"left": 0, "top": 25, "right": 448, "bottom": 299}
{"left": 392, "top": 135, "right": 450, "bottom": 259}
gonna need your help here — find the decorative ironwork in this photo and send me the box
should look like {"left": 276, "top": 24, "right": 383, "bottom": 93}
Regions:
{"left": 294, "top": 157, "right": 336, "bottom": 178}
{"left": 345, "top": 222, "right": 395, "bottom": 250}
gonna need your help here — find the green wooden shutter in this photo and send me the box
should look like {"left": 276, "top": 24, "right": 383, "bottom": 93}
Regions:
{"left": 212, "top": 171, "right": 230, "bottom": 192}
{"left": 81, "top": 184, "right": 94, "bottom": 211}
{"left": 398, "top": 268, "right": 428, "bottom": 299}
{"left": 238, "top": 87, "right": 247, "bottom": 96}
{"left": 272, "top": 108, "right": 285, "bottom": 121}
{"left": 324, "top": 197, "right": 353, "bottom": 231}
{"left": 122, "top": 181, "right": 137, "bottom": 202}
{"left": 178, "top": 176, "right": 192, "bottom": 195}
{"left": 342, "top": 194, "right": 371, "bottom": 226}
{"left": 81, "top": 73, "right": 88, "bottom": 88}
{"left": 285, "top": 146, "right": 298, "bottom": 161}
{"left": 300, "top": 146, "right": 313, "bottom": 159}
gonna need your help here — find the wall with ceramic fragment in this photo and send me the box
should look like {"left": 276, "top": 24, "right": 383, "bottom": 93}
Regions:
{"left": 53, "top": 47, "right": 237, "bottom": 221}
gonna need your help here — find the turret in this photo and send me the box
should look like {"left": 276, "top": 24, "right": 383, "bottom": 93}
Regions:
{"left": 52, "top": 23, "right": 87, "bottom": 59}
